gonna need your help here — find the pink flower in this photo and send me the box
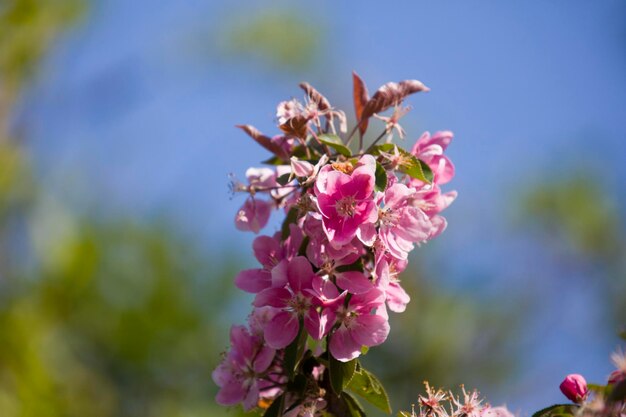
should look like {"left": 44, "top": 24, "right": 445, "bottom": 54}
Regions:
{"left": 410, "top": 131, "right": 455, "bottom": 185}
{"left": 329, "top": 289, "right": 390, "bottom": 362}
{"left": 235, "top": 198, "right": 272, "bottom": 233}
{"left": 378, "top": 183, "right": 433, "bottom": 260}
{"left": 253, "top": 256, "right": 337, "bottom": 348}
{"left": 212, "top": 325, "right": 277, "bottom": 411}
{"left": 374, "top": 255, "right": 410, "bottom": 313}
{"left": 559, "top": 374, "right": 588, "bottom": 403}
{"left": 315, "top": 155, "right": 378, "bottom": 247}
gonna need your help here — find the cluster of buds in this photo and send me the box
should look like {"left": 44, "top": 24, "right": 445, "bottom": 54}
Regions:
{"left": 555, "top": 347, "right": 626, "bottom": 417}
{"left": 214, "top": 73, "right": 457, "bottom": 416}
{"left": 398, "top": 382, "right": 514, "bottom": 417}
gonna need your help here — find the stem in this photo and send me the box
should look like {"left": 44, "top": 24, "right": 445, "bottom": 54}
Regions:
{"left": 308, "top": 126, "right": 331, "bottom": 157}
{"left": 364, "top": 129, "right": 388, "bottom": 154}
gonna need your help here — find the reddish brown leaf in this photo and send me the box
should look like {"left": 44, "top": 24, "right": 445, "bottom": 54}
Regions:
{"left": 360, "top": 79, "right": 429, "bottom": 123}
{"left": 236, "top": 124, "right": 288, "bottom": 160}
{"left": 278, "top": 115, "right": 309, "bottom": 140}
{"left": 352, "top": 71, "right": 370, "bottom": 136}
{"left": 299, "top": 82, "right": 331, "bottom": 111}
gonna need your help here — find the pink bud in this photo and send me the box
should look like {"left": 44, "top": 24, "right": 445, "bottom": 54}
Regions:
{"left": 559, "top": 374, "right": 588, "bottom": 403}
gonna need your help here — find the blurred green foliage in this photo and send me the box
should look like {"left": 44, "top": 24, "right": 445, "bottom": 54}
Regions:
{"left": 520, "top": 175, "right": 626, "bottom": 323}
{"left": 0, "top": 2, "right": 521, "bottom": 416}
{"left": 218, "top": 8, "right": 322, "bottom": 72}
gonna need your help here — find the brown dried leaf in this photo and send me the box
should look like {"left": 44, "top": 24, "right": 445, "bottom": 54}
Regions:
{"left": 299, "top": 82, "right": 331, "bottom": 111}
{"left": 236, "top": 124, "right": 288, "bottom": 160}
{"left": 360, "top": 79, "right": 429, "bottom": 122}
{"left": 352, "top": 71, "right": 370, "bottom": 136}
{"left": 278, "top": 114, "right": 309, "bottom": 140}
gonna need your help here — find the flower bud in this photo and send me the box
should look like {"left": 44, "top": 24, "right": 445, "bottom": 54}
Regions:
{"left": 559, "top": 374, "right": 588, "bottom": 403}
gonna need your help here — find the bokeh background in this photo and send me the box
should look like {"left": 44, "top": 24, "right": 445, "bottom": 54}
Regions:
{"left": 1, "top": 0, "right": 625, "bottom": 416}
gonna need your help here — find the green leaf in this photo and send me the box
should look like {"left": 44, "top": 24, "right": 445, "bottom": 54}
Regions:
{"left": 318, "top": 134, "right": 352, "bottom": 157}
{"left": 398, "top": 153, "right": 433, "bottom": 184}
{"left": 335, "top": 259, "right": 363, "bottom": 273}
{"left": 375, "top": 161, "right": 388, "bottom": 192}
{"left": 343, "top": 392, "right": 367, "bottom": 417}
{"left": 283, "top": 319, "right": 306, "bottom": 380}
{"left": 531, "top": 404, "right": 578, "bottom": 417}
{"left": 263, "top": 394, "right": 285, "bottom": 417}
{"left": 262, "top": 155, "right": 285, "bottom": 165}
{"left": 369, "top": 143, "right": 395, "bottom": 155}
{"left": 281, "top": 208, "right": 299, "bottom": 240}
{"left": 347, "top": 365, "right": 392, "bottom": 414}
{"left": 619, "top": 330, "right": 626, "bottom": 341}
{"left": 329, "top": 355, "right": 357, "bottom": 394}
{"left": 276, "top": 173, "right": 292, "bottom": 186}
{"left": 371, "top": 144, "right": 433, "bottom": 183}
{"left": 398, "top": 412, "right": 412, "bottom": 417}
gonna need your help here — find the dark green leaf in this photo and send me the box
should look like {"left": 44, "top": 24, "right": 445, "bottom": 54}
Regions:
{"left": 531, "top": 404, "right": 578, "bottom": 417}
{"left": 283, "top": 319, "right": 306, "bottom": 380}
{"left": 608, "top": 379, "right": 626, "bottom": 403}
{"left": 619, "top": 330, "right": 626, "bottom": 341}
{"left": 297, "top": 236, "right": 310, "bottom": 257}
{"left": 262, "top": 156, "right": 284, "bottom": 165}
{"left": 318, "top": 134, "right": 352, "bottom": 157}
{"left": 335, "top": 259, "right": 363, "bottom": 273}
{"left": 343, "top": 392, "right": 367, "bottom": 417}
{"left": 281, "top": 208, "right": 299, "bottom": 240}
{"left": 370, "top": 143, "right": 395, "bottom": 155}
{"left": 329, "top": 355, "right": 357, "bottom": 394}
{"left": 276, "top": 173, "right": 292, "bottom": 186}
{"left": 375, "top": 162, "right": 388, "bottom": 192}
{"left": 347, "top": 365, "right": 392, "bottom": 414}
{"left": 263, "top": 394, "right": 285, "bottom": 417}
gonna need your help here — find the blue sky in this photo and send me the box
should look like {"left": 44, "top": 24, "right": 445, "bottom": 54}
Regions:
{"left": 17, "top": 0, "right": 626, "bottom": 412}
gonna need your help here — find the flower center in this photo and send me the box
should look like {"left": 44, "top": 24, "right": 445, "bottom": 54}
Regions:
{"left": 288, "top": 293, "right": 311, "bottom": 314}
{"left": 335, "top": 196, "right": 357, "bottom": 217}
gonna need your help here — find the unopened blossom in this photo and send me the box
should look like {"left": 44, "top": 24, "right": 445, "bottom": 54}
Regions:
{"left": 213, "top": 325, "right": 277, "bottom": 411}
{"left": 560, "top": 374, "right": 588, "bottom": 403}
{"left": 329, "top": 288, "right": 390, "bottom": 362}
{"left": 315, "top": 155, "right": 378, "bottom": 247}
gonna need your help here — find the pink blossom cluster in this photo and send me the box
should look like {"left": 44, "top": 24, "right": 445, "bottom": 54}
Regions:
{"left": 214, "top": 73, "right": 456, "bottom": 416}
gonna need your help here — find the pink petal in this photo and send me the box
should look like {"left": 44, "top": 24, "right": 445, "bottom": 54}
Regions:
{"left": 264, "top": 312, "right": 299, "bottom": 349}
{"left": 336, "top": 271, "right": 373, "bottom": 294}
{"left": 386, "top": 282, "right": 410, "bottom": 313}
{"left": 215, "top": 379, "right": 246, "bottom": 406}
{"left": 235, "top": 269, "right": 272, "bottom": 293}
{"left": 351, "top": 314, "right": 390, "bottom": 347}
{"left": 287, "top": 256, "right": 314, "bottom": 291}
{"left": 253, "top": 345, "right": 276, "bottom": 373}
{"left": 253, "top": 235, "right": 282, "bottom": 267}
{"left": 329, "top": 325, "right": 362, "bottom": 362}
{"left": 253, "top": 287, "right": 291, "bottom": 308}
